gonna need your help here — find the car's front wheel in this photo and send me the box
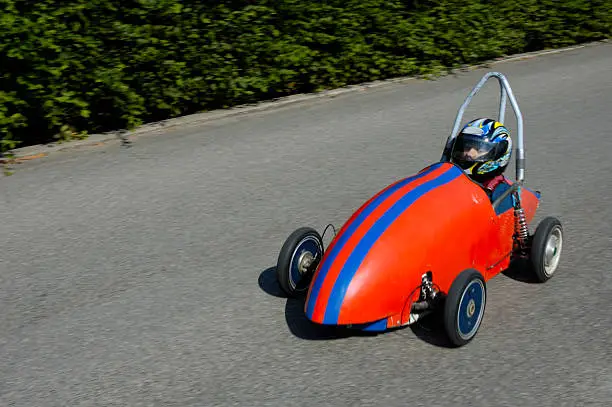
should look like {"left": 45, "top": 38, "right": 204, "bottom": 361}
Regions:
{"left": 276, "top": 227, "right": 323, "bottom": 298}
{"left": 443, "top": 269, "right": 487, "bottom": 347}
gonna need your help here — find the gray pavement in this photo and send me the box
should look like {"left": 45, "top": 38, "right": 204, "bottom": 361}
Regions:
{"left": 1, "top": 41, "right": 611, "bottom": 406}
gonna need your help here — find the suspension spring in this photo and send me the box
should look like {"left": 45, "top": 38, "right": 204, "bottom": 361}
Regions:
{"left": 514, "top": 207, "right": 529, "bottom": 244}
{"left": 511, "top": 187, "right": 529, "bottom": 248}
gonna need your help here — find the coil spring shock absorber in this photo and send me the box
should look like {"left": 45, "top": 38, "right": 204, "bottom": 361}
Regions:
{"left": 513, "top": 189, "right": 529, "bottom": 249}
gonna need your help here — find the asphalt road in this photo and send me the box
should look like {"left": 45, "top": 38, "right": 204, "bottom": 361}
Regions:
{"left": 1, "top": 42, "right": 611, "bottom": 407}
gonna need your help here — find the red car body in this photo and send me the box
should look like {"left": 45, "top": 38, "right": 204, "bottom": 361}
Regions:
{"left": 304, "top": 161, "right": 540, "bottom": 331}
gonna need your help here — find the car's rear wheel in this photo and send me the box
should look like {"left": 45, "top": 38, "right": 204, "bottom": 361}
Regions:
{"left": 443, "top": 269, "right": 487, "bottom": 347}
{"left": 529, "top": 216, "right": 563, "bottom": 283}
{"left": 276, "top": 227, "right": 323, "bottom": 298}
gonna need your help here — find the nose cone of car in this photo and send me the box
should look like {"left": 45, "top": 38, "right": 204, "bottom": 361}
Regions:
{"left": 304, "top": 222, "right": 427, "bottom": 326}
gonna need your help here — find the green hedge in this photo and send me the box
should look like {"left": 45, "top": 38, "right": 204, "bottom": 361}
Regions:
{"left": 1, "top": 0, "right": 611, "bottom": 152}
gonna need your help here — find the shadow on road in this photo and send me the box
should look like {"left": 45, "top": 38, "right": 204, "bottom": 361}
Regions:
{"left": 258, "top": 266, "right": 454, "bottom": 347}
{"left": 408, "top": 312, "right": 455, "bottom": 348}
{"left": 502, "top": 257, "right": 541, "bottom": 284}
{"left": 258, "top": 266, "right": 374, "bottom": 340}
{"left": 257, "top": 266, "right": 286, "bottom": 298}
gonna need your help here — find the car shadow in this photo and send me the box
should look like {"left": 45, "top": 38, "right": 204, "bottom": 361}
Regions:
{"left": 258, "top": 266, "right": 377, "bottom": 340}
{"left": 407, "top": 312, "right": 455, "bottom": 348}
{"left": 258, "top": 266, "right": 454, "bottom": 347}
{"left": 502, "top": 257, "right": 540, "bottom": 284}
{"left": 257, "top": 266, "right": 286, "bottom": 298}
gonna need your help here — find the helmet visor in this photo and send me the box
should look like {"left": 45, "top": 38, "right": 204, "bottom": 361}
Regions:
{"left": 451, "top": 134, "right": 504, "bottom": 163}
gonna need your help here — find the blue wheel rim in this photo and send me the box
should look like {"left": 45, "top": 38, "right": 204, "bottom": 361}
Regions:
{"left": 289, "top": 236, "right": 322, "bottom": 291}
{"left": 457, "top": 279, "right": 486, "bottom": 340}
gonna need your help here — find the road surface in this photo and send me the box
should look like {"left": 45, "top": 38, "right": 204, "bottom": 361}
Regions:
{"left": 1, "top": 42, "right": 611, "bottom": 406}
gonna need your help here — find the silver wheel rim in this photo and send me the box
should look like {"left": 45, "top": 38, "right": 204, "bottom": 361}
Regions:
{"left": 544, "top": 226, "right": 563, "bottom": 276}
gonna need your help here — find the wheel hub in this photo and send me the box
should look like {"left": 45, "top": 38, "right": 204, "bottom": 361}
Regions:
{"left": 298, "top": 251, "right": 315, "bottom": 275}
{"left": 467, "top": 299, "right": 476, "bottom": 317}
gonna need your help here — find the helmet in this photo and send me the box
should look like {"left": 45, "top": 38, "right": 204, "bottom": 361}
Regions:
{"left": 450, "top": 118, "right": 512, "bottom": 180}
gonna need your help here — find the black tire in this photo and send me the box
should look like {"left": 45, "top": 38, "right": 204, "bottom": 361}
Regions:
{"left": 530, "top": 216, "right": 563, "bottom": 283}
{"left": 276, "top": 227, "right": 323, "bottom": 298}
{"left": 443, "top": 269, "right": 487, "bottom": 347}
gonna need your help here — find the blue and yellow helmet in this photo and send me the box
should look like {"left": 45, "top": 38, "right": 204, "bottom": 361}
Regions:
{"left": 450, "top": 118, "right": 512, "bottom": 179}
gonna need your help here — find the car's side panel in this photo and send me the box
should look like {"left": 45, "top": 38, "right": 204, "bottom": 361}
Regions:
{"left": 408, "top": 169, "right": 501, "bottom": 292}
{"left": 485, "top": 210, "right": 515, "bottom": 280}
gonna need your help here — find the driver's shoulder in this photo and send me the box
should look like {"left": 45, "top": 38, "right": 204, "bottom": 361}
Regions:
{"left": 482, "top": 174, "right": 508, "bottom": 192}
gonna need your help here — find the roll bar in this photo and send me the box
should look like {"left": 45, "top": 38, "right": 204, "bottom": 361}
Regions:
{"left": 441, "top": 72, "right": 525, "bottom": 182}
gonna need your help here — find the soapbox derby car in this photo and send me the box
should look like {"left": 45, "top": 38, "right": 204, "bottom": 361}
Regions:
{"left": 275, "top": 72, "right": 564, "bottom": 347}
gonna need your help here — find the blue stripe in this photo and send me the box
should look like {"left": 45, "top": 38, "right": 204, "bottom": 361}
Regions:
{"left": 349, "top": 318, "right": 388, "bottom": 332}
{"left": 304, "top": 162, "right": 444, "bottom": 319}
{"left": 323, "top": 165, "right": 463, "bottom": 324}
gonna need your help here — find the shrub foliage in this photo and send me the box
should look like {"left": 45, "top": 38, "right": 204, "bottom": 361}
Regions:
{"left": 1, "top": 0, "right": 610, "bottom": 151}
